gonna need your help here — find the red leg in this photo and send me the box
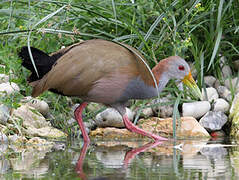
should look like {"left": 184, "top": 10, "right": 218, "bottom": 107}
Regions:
{"left": 123, "top": 141, "right": 164, "bottom": 168}
{"left": 75, "top": 142, "right": 89, "bottom": 180}
{"left": 74, "top": 102, "right": 90, "bottom": 143}
{"left": 123, "top": 114, "right": 167, "bottom": 141}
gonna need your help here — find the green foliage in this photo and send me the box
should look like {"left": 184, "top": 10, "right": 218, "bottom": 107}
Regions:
{"left": 0, "top": 0, "right": 238, "bottom": 134}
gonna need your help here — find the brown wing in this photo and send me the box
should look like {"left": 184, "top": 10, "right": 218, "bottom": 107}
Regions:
{"left": 31, "top": 39, "right": 154, "bottom": 103}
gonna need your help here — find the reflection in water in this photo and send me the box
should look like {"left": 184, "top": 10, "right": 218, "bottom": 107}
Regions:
{"left": 1, "top": 138, "right": 239, "bottom": 179}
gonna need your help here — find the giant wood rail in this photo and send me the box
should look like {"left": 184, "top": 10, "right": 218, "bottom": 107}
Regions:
{"left": 18, "top": 39, "right": 202, "bottom": 142}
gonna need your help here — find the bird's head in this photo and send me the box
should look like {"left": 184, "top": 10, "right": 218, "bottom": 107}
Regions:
{"left": 154, "top": 56, "right": 202, "bottom": 100}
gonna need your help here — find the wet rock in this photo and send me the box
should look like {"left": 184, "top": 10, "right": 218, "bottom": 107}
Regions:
{"left": 0, "top": 144, "right": 8, "bottom": 153}
{"left": 0, "top": 156, "right": 10, "bottom": 174}
{"left": 200, "top": 146, "right": 227, "bottom": 159}
{"left": 204, "top": 76, "right": 216, "bottom": 87}
{"left": 90, "top": 117, "right": 210, "bottom": 139}
{"left": 152, "top": 96, "right": 173, "bottom": 118}
{"left": 199, "top": 111, "right": 228, "bottom": 132}
{"left": 0, "top": 82, "right": 20, "bottom": 95}
{"left": 213, "top": 98, "right": 230, "bottom": 112}
{"left": 0, "top": 74, "right": 9, "bottom": 84}
{"left": 22, "top": 97, "right": 49, "bottom": 116}
{"left": 90, "top": 127, "right": 139, "bottom": 139}
{"left": 202, "top": 87, "right": 219, "bottom": 102}
{"left": 0, "top": 104, "right": 10, "bottom": 125}
{"left": 95, "top": 146, "right": 125, "bottom": 168}
{"left": 12, "top": 105, "right": 67, "bottom": 139}
{"left": 229, "top": 93, "right": 239, "bottom": 138}
{"left": 217, "top": 86, "right": 232, "bottom": 102}
{"left": 95, "top": 107, "right": 134, "bottom": 128}
{"left": 182, "top": 101, "right": 211, "bottom": 118}
{"left": 225, "top": 77, "right": 239, "bottom": 93}
{"left": 0, "top": 132, "right": 8, "bottom": 143}
{"left": 10, "top": 147, "right": 51, "bottom": 176}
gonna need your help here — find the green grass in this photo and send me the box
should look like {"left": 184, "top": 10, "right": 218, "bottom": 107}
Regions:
{"left": 0, "top": 0, "right": 239, "bottom": 135}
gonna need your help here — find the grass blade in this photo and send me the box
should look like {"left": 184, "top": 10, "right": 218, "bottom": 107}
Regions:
{"left": 172, "top": 92, "right": 181, "bottom": 141}
{"left": 207, "top": 27, "right": 222, "bottom": 71}
{"left": 27, "top": 5, "right": 66, "bottom": 77}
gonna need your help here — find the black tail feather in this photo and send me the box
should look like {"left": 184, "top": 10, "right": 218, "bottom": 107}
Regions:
{"left": 18, "top": 47, "right": 57, "bottom": 82}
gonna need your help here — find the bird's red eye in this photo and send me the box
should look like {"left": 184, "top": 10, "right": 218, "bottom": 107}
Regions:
{"left": 178, "top": 65, "right": 185, "bottom": 71}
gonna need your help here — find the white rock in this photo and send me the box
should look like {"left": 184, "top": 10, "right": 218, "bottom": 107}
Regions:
{"left": 95, "top": 107, "right": 134, "bottom": 128}
{"left": 0, "top": 82, "right": 20, "bottom": 95}
{"left": 204, "top": 76, "right": 216, "bottom": 87}
{"left": 225, "top": 78, "right": 239, "bottom": 93}
{"left": 199, "top": 111, "right": 227, "bottom": 131}
{"left": 213, "top": 98, "right": 230, "bottom": 112}
{"left": 217, "top": 86, "right": 232, "bottom": 102}
{"left": 0, "top": 74, "right": 9, "bottom": 84}
{"left": 202, "top": 87, "right": 219, "bottom": 102}
{"left": 182, "top": 101, "right": 211, "bottom": 119}
{"left": 24, "top": 97, "right": 49, "bottom": 116}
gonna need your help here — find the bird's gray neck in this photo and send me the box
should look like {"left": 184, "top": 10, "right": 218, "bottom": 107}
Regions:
{"left": 156, "top": 73, "right": 169, "bottom": 95}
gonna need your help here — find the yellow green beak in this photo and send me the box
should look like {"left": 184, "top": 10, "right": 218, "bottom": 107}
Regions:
{"left": 182, "top": 71, "right": 202, "bottom": 100}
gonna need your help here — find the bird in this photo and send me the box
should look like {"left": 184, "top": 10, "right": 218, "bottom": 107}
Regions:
{"left": 18, "top": 39, "right": 202, "bottom": 143}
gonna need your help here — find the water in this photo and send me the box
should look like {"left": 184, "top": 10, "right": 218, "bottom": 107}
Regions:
{"left": 1, "top": 138, "right": 239, "bottom": 179}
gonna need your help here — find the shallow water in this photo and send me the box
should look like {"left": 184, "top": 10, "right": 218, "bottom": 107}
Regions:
{"left": 1, "top": 137, "right": 239, "bottom": 180}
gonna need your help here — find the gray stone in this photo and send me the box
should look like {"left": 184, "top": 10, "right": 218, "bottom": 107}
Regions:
{"left": 202, "top": 87, "right": 219, "bottom": 102}
{"left": 182, "top": 101, "right": 211, "bottom": 119}
{"left": 214, "top": 79, "right": 221, "bottom": 89}
{"left": 204, "top": 76, "right": 216, "bottom": 87}
{"left": 222, "top": 65, "right": 232, "bottom": 79}
{"left": 12, "top": 105, "right": 67, "bottom": 139}
{"left": 199, "top": 111, "right": 227, "bottom": 132}
{"left": 217, "top": 86, "right": 232, "bottom": 102}
{"left": 225, "top": 78, "right": 239, "bottom": 93}
{"left": 213, "top": 98, "right": 230, "bottom": 113}
{"left": 0, "top": 104, "right": 10, "bottom": 125}
{"left": 200, "top": 146, "right": 227, "bottom": 159}
{"left": 95, "top": 107, "right": 134, "bottom": 128}
{"left": 152, "top": 96, "right": 173, "bottom": 118}
{"left": 0, "top": 74, "right": 9, "bottom": 84}
{"left": 0, "top": 82, "right": 20, "bottom": 95}
{"left": 140, "top": 106, "right": 154, "bottom": 118}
